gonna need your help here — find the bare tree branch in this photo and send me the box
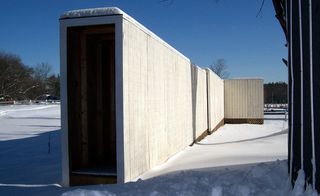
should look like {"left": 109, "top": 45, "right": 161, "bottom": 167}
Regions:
{"left": 209, "top": 58, "right": 230, "bottom": 79}
{"left": 256, "top": 0, "right": 265, "bottom": 17}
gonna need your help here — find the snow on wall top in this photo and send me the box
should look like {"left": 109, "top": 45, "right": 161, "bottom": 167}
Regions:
{"left": 60, "top": 7, "right": 124, "bottom": 19}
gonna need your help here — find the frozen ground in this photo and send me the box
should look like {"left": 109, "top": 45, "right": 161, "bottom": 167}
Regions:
{"left": 0, "top": 105, "right": 316, "bottom": 195}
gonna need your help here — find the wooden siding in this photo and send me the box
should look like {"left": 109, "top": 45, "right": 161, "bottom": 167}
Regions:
{"left": 224, "top": 79, "right": 264, "bottom": 120}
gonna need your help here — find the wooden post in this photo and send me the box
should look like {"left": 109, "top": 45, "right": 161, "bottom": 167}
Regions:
{"left": 80, "top": 33, "right": 89, "bottom": 168}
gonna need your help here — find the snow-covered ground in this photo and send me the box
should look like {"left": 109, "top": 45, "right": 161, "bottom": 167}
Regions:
{"left": 138, "top": 119, "right": 288, "bottom": 181}
{"left": 0, "top": 105, "right": 316, "bottom": 195}
{"left": 0, "top": 104, "right": 66, "bottom": 196}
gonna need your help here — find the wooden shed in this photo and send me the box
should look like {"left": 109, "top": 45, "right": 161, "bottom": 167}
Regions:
{"left": 60, "top": 7, "right": 264, "bottom": 187}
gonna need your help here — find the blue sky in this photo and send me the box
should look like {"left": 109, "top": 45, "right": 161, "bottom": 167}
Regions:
{"left": 0, "top": 0, "right": 287, "bottom": 82}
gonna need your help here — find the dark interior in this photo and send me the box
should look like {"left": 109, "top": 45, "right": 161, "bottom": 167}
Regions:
{"left": 67, "top": 25, "right": 116, "bottom": 183}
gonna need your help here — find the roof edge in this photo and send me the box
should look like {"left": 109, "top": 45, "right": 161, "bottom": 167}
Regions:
{"left": 60, "top": 7, "right": 124, "bottom": 19}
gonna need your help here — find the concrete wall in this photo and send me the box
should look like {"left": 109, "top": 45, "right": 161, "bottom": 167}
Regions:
{"left": 122, "top": 18, "right": 193, "bottom": 182}
{"left": 192, "top": 66, "right": 208, "bottom": 139}
{"left": 60, "top": 9, "right": 265, "bottom": 185}
{"left": 122, "top": 17, "right": 264, "bottom": 182}
{"left": 206, "top": 69, "right": 224, "bottom": 132}
{"left": 224, "top": 79, "right": 264, "bottom": 121}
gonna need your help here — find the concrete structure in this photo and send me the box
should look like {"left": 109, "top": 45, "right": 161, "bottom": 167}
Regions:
{"left": 122, "top": 17, "right": 194, "bottom": 182}
{"left": 206, "top": 69, "right": 225, "bottom": 133}
{"left": 60, "top": 7, "right": 264, "bottom": 186}
{"left": 192, "top": 66, "right": 209, "bottom": 140}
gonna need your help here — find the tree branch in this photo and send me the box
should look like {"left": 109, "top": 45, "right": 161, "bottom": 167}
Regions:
{"left": 272, "top": 0, "right": 287, "bottom": 41}
{"left": 256, "top": 0, "right": 265, "bottom": 17}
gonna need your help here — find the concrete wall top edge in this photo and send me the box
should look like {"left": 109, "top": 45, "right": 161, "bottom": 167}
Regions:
{"left": 225, "top": 78, "right": 264, "bottom": 81}
{"left": 193, "top": 65, "right": 207, "bottom": 72}
{"left": 60, "top": 7, "right": 124, "bottom": 19}
{"left": 60, "top": 7, "right": 191, "bottom": 63}
{"left": 59, "top": 15, "right": 123, "bottom": 28}
{"left": 122, "top": 17, "right": 190, "bottom": 63}
{"left": 205, "top": 68, "right": 223, "bottom": 80}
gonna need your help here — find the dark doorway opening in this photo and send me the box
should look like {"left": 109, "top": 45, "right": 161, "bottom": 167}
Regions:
{"left": 67, "top": 24, "right": 116, "bottom": 185}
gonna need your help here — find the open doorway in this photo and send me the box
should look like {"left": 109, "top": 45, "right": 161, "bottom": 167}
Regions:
{"left": 67, "top": 24, "right": 116, "bottom": 185}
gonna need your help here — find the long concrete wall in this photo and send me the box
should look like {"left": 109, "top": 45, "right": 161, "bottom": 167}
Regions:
{"left": 206, "top": 69, "right": 225, "bottom": 132}
{"left": 122, "top": 18, "right": 193, "bottom": 182}
{"left": 224, "top": 79, "right": 264, "bottom": 123}
{"left": 122, "top": 16, "right": 264, "bottom": 182}
{"left": 60, "top": 8, "right": 266, "bottom": 186}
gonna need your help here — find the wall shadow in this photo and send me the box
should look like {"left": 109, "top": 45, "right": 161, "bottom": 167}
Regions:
{"left": 196, "top": 129, "right": 288, "bottom": 146}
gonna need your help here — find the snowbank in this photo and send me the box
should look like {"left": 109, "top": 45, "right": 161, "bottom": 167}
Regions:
{"left": 61, "top": 160, "right": 317, "bottom": 196}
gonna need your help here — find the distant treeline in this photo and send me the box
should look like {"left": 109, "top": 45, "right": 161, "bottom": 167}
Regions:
{"left": 0, "top": 51, "right": 60, "bottom": 101}
{"left": 264, "top": 82, "right": 287, "bottom": 104}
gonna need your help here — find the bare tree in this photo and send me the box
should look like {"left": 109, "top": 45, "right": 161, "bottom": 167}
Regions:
{"left": 47, "top": 74, "right": 60, "bottom": 97}
{"left": 0, "top": 52, "right": 58, "bottom": 100}
{"left": 209, "top": 58, "right": 230, "bottom": 79}
{"left": 0, "top": 51, "right": 36, "bottom": 100}
{"left": 28, "top": 62, "right": 55, "bottom": 99}
{"left": 33, "top": 62, "right": 52, "bottom": 81}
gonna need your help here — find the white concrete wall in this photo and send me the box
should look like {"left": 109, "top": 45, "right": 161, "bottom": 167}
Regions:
{"left": 60, "top": 10, "right": 265, "bottom": 186}
{"left": 122, "top": 18, "right": 193, "bottom": 182}
{"left": 192, "top": 66, "right": 208, "bottom": 139}
{"left": 206, "top": 69, "right": 224, "bottom": 131}
{"left": 224, "top": 79, "right": 264, "bottom": 119}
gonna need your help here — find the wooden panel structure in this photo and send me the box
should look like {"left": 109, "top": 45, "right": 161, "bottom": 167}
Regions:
{"left": 224, "top": 79, "right": 264, "bottom": 123}
{"left": 67, "top": 25, "right": 117, "bottom": 185}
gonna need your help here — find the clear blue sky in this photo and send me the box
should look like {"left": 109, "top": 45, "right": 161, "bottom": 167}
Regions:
{"left": 0, "top": 0, "right": 287, "bottom": 83}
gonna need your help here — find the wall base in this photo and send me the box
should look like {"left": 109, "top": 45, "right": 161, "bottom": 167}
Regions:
{"left": 208, "top": 119, "right": 225, "bottom": 134}
{"left": 224, "top": 118, "right": 264, "bottom": 124}
{"left": 194, "top": 129, "right": 210, "bottom": 143}
{"left": 194, "top": 119, "right": 225, "bottom": 143}
{"left": 70, "top": 173, "right": 117, "bottom": 186}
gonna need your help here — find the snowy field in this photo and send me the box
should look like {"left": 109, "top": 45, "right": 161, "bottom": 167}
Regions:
{"left": 0, "top": 105, "right": 315, "bottom": 195}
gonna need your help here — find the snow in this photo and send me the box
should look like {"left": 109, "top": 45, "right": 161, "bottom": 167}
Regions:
{"left": 0, "top": 106, "right": 317, "bottom": 195}
{"left": 60, "top": 7, "right": 123, "bottom": 19}
{"left": 0, "top": 104, "right": 60, "bottom": 141}
{"left": 0, "top": 104, "right": 66, "bottom": 195}
{"left": 138, "top": 119, "right": 288, "bottom": 180}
